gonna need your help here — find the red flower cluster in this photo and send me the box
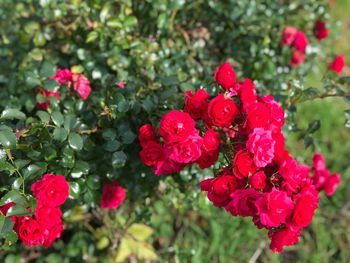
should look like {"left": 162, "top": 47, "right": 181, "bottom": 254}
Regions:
{"left": 139, "top": 62, "right": 341, "bottom": 252}
{"left": 1, "top": 174, "right": 69, "bottom": 247}
{"left": 37, "top": 68, "right": 92, "bottom": 110}
{"left": 314, "top": 20, "right": 329, "bottom": 41}
{"left": 282, "top": 26, "right": 308, "bottom": 67}
{"left": 282, "top": 21, "right": 346, "bottom": 74}
{"left": 100, "top": 180, "right": 126, "bottom": 209}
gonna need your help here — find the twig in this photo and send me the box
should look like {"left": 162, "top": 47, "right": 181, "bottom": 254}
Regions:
{"left": 248, "top": 240, "right": 266, "bottom": 263}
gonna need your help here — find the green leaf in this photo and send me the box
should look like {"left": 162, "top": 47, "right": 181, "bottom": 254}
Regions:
{"left": 86, "top": 31, "right": 99, "bottom": 43}
{"left": 0, "top": 190, "right": 27, "bottom": 206}
{"left": 51, "top": 111, "right": 64, "bottom": 126}
{"left": 103, "top": 140, "right": 121, "bottom": 152}
{"left": 0, "top": 160, "right": 16, "bottom": 174}
{"left": 23, "top": 163, "right": 47, "bottom": 179}
{"left": 106, "top": 18, "right": 122, "bottom": 28}
{"left": 4, "top": 231, "right": 18, "bottom": 246}
{"left": 69, "top": 182, "right": 80, "bottom": 199}
{"left": 124, "top": 16, "right": 138, "bottom": 27}
{"left": 112, "top": 151, "right": 127, "bottom": 168}
{"left": 53, "top": 127, "right": 68, "bottom": 142}
{"left": 0, "top": 109, "right": 26, "bottom": 120}
{"left": 36, "top": 111, "right": 50, "bottom": 123}
{"left": 0, "top": 215, "right": 14, "bottom": 237}
{"left": 307, "top": 120, "right": 321, "bottom": 134}
{"left": 121, "top": 131, "right": 136, "bottom": 144}
{"left": 127, "top": 223, "right": 154, "bottom": 241}
{"left": 40, "top": 61, "right": 56, "bottom": 78}
{"left": 69, "top": 133, "right": 83, "bottom": 151}
{"left": 6, "top": 205, "right": 30, "bottom": 217}
{"left": 0, "top": 130, "right": 16, "bottom": 149}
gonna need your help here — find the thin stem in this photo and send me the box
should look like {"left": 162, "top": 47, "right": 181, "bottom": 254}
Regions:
{"left": 5, "top": 149, "right": 25, "bottom": 194}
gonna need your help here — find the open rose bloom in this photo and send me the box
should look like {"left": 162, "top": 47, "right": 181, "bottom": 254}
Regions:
{"left": 139, "top": 62, "right": 341, "bottom": 252}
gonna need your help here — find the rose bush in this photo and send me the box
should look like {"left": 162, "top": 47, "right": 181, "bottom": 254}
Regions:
{"left": 0, "top": 0, "right": 349, "bottom": 261}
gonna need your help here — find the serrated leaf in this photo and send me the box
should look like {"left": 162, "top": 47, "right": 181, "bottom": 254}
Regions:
{"left": 51, "top": 111, "right": 64, "bottom": 126}
{"left": 36, "top": 111, "right": 50, "bottom": 123}
{"left": 0, "top": 190, "right": 27, "bottom": 206}
{"left": 53, "top": 127, "right": 68, "bottom": 142}
{"left": 112, "top": 151, "right": 127, "bottom": 168}
{"left": 0, "top": 161, "right": 16, "bottom": 174}
{"left": 0, "top": 130, "right": 16, "bottom": 149}
{"left": 0, "top": 215, "right": 14, "bottom": 237}
{"left": 6, "top": 205, "right": 30, "bottom": 217}
{"left": 69, "top": 133, "right": 83, "bottom": 151}
{"left": 0, "top": 109, "right": 26, "bottom": 120}
{"left": 40, "top": 61, "right": 56, "bottom": 78}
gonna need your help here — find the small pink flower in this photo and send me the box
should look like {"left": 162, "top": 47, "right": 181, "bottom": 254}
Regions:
{"left": 72, "top": 74, "right": 92, "bottom": 100}
{"left": 247, "top": 128, "right": 275, "bottom": 168}
{"left": 116, "top": 81, "right": 126, "bottom": 89}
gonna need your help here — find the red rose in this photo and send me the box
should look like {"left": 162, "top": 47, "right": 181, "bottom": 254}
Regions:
{"left": 247, "top": 128, "right": 275, "bottom": 168}
{"left": 291, "top": 187, "right": 319, "bottom": 228}
{"left": 329, "top": 55, "right": 345, "bottom": 75}
{"left": 269, "top": 226, "right": 300, "bottom": 253}
{"left": 313, "top": 152, "right": 326, "bottom": 171}
{"left": 51, "top": 69, "right": 73, "bottom": 85}
{"left": 32, "top": 174, "right": 69, "bottom": 207}
{"left": 260, "top": 96, "right": 285, "bottom": 132}
{"left": 197, "top": 149, "right": 219, "bottom": 169}
{"left": 139, "top": 124, "right": 158, "bottom": 147}
{"left": 18, "top": 218, "right": 45, "bottom": 246}
{"left": 159, "top": 110, "right": 196, "bottom": 143}
{"left": 43, "top": 222, "right": 64, "bottom": 248}
{"left": 165, "top": 134, "right": 203, "bottom": 164}
{"left": 239, "top": 78, "right": 257, "bottom": 112}
{"left": 208, "top": 94, "right": 239, "bottom": 127}
{"left": 72, "top": 73, "right": 92, "bottom": 100}
{"left": 153, "top": 155, "right": 185, "bottom": 176}
{"left": 279, "top": 156, "right": 304, "bottom": 195}
{"left": 249, "top": 171, "right": 267, "bottom": 190}
{"left": 292, "top": 31, "right": 308, "bottom": 53}
{"left": 200, "top": 175, "right": 237, "bottom": 207}
{"left": 282, "top": 26, "right": 297, "bottom": 46}
{"left": 272, "top": 131, "right": 285, "bottom": 162}
{"left": 233, "top": 150, "right": 257, "bottom": 179}
{"left": 313, "top": 169, "right": 330, "bottom": 190}
{"left": 35, "top": 204, "right": 63, "bottom": 229}
{"left": 314, "top": 20, "right": 329, "bottom": 41}
{"left": 202, "top": 129, "right": 220, "bottom": 151}
{"left": 214, "top": 62, "right": 236, "bottom": 90}
{"left": 184, "top": 88, "right": 209, "bottom": 120}
{"left": 246, "top": 102, "right": 271, "bottom": 130}
{"left": 324, "top": 173, "right": 341, "bottom": 196}
{"left": 100, "top": 180, "right": 126, "bottom": 209}
{"left": 139, "top": 141, "right": 163, "bottom": 166}
{"left": 255, "top": 188, "right": 294, "bottom": 227}
{"left": 290, "top": 49, "right": 305, "bottom": 67}
{"left": 226, "top": 188, "right": 262, "bottom": 217}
